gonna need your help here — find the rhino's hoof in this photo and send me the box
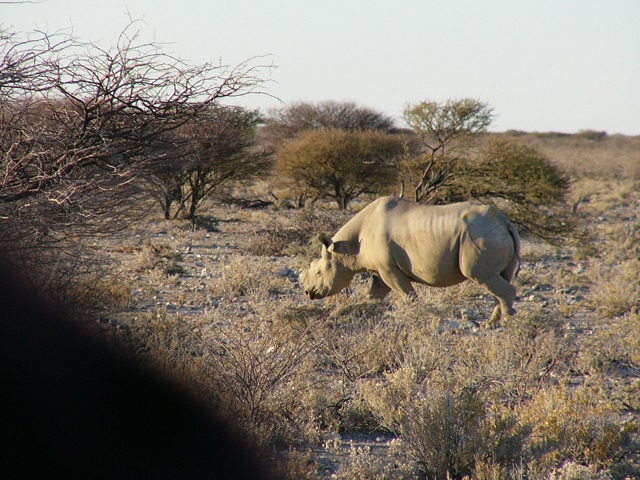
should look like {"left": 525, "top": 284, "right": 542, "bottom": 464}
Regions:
{"left": 483, "top": 321, "right": 500, "bottom": 330}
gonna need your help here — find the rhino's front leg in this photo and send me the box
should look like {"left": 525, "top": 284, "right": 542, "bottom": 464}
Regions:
{"left": 369, "top": 274, "right": 391, "bottom": 299}
{"left": 378, "top": 267, "right": 417, "bottom": 299}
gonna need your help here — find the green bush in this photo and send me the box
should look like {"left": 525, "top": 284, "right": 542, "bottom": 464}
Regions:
{"left": 463, "top": 137, "right": 574, "bottom": 242}
{"left": 401, "top": 98, "right": 574, "bottom": 243}
{"left": 274, "top": 128, "right": 405, "bottom": 210}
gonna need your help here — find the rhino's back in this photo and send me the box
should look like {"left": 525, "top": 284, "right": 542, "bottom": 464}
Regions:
{"left": 355, "top": 197, "right": 505, "bottom": 286}
{"left": 360, "top": 196, "right": 485, "bottom": 242}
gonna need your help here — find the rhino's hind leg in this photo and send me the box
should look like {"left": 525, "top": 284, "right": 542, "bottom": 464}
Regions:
{"left": 487, "top": 302, "right": 502, "bottom": 328}
{"left": 477, "top": 275, "right": 516, "bottom": 328}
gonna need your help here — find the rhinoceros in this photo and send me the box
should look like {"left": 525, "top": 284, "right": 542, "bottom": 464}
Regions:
{"left": 300, "top": 196, "right": 521, "bottom": 327}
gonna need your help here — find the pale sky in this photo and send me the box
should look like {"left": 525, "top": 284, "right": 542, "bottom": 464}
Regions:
{"left": 3, "top": 0, "right": 639, "bottom": 135}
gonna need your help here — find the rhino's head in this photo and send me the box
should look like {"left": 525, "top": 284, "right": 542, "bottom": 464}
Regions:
{"left": 301, "top": 234, "right": 356, "bottom": 300}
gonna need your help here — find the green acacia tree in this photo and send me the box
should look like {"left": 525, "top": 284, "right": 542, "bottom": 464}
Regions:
{"left": 464, "top": 137, "right": 573, "bottom": 241}
{"left": 274, "top": 128, "right": 405, "bottom": 210}
{"left": 400, "top": 98, "right": 572, "bottom": 241}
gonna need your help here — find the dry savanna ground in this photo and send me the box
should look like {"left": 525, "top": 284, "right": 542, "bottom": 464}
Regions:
{"left": 91, "top": 133, "right": 639, "bottom": 479}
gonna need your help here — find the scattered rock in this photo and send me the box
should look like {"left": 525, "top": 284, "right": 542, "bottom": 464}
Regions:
{"left": 460, "top": 308, "right": 478, "bottom": 320}
{"left": 277, "top": 266, "right": 297, "bottom": 279}
{"left": 439, "top": 320, "right": 459, "bottom": 333}
{"left": 463, "top": 320, "right": 481, "bottom": 331}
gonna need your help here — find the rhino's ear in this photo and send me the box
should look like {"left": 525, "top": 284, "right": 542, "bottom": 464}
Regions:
{"left": 317, "top": 233, "right": 332, "bottom": 248}
{"left": 331, "top": 240, "right": 360, "bottom": 256}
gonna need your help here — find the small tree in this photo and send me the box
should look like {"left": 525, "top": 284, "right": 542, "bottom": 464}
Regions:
{"left": 402, "top": 98, "right": 493, "bottom": 203}
{"left": 274, "top": 128, "right": 405, "bottom": 210}
{"left": 145, "top": 106, "right": 272, "bottom": 220}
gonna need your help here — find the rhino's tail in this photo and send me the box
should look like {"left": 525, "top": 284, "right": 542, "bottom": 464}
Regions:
{"left": 505, "top": 219, "right": 521, "bottom": 279}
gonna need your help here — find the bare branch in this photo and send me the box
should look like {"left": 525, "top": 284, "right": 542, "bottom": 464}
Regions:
{"left": 1, "top": 22, "right": 272, "bottom": 248}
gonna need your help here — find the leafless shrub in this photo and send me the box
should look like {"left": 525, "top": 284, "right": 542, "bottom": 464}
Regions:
{"left": 112, "top": 301, "right": 323, "bottom": 450}
{"left": 320, "top": 303, "right": 392, "bottom": 381}
{"left": 3, "top": 240, "right": 124, "bottom": 313}
{"left": 198, "top": 318, "right": 319, "bottom": 447}
{"left": 0, "top": 22, "right": 271, "bottom": 308}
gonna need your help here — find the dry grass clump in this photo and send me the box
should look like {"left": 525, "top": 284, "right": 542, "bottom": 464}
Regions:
{"left": 244, "top": 226, "right": 309, "bottom": 257}
{"left": 126, "top": 241, "right": 185, "bottom": 276}
{"left": 328, "top": 439, "right": 415, "bottom": 479}
{"left": 243, "top": 207, "right": 349, "bottom": 264}
{"left": 80, "top": 273, "right": 135, "bottom": 309}
{"left": 271, "top": 448, "right": 321, "bottom": 480}
{"left": 118, "top": 308, "right": 209, "bottom": 385}
{"left": 588, "top": 259, "right": 639, "bottom": 318}
{"left": 574, "top": 313, "right": 640, "bottom": 377}
{"left": 207, "top": 256, "right": 269, "bottom": 299}
{"left": 518, "top": 382, "right": 638, "bottom": 474}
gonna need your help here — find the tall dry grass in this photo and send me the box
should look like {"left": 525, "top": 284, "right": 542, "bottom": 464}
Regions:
{"left": 90, "top": 132, "right": 640, "bottom": 478}
{"left": 511, "top": 132, "right": 640, "bottom": 180}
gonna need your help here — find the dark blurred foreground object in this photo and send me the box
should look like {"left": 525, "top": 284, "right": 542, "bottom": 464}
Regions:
{"left": 0, "top": 259, "right": 271, "bottom": 480}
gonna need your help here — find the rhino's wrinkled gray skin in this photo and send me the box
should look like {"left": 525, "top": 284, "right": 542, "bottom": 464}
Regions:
{"left": 300, "top": 196, "right": 521, "bottom": 327}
